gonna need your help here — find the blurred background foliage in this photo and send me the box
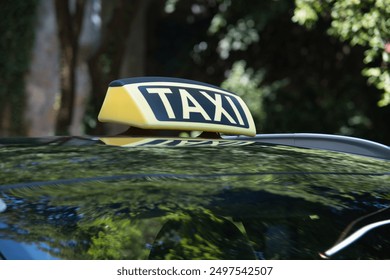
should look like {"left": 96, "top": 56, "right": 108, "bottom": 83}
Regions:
{"left": 0, "top": 0, "right": 38, "bottom": 135}
{"left": 293, "top": 0, "right": 390, "bottom": 106}
{"left": 0, "top": 0, "right": 389, "bottom": 143}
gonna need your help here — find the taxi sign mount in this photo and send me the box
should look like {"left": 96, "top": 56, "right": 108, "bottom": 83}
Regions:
{"left": 98, "top": 77, "right": 256, "bottom": 136}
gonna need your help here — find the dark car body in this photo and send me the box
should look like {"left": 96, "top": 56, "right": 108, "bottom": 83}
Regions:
{"left": 0, "top": 135, "right": 389, "bottom": 260}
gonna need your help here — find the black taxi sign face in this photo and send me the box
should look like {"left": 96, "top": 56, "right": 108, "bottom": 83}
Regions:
{"left": 98, "top": 77, "right": 256, "bottom": 136}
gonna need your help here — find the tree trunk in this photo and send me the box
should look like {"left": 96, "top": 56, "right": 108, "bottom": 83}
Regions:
{"left": 24, "top": 0, "right": 60, "bottom": 136}
{"left": 54, "top": 0, "right": 86, "bottom": 135}
{"left": 69, "top": 0, "right": 102, "bottom": 135}
{"left": 120, "top": 0, "right": 152, "bottom": 78}
{"left": 87, "top": 0, "right": 142, "bottom": 135}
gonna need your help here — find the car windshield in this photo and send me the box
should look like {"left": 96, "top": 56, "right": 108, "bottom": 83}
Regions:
{"left": 0, "top": 140, "right": 389, "bottom": 259}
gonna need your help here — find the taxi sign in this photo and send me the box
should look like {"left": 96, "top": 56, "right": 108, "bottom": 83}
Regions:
{"left": 98, "top": 77, "right": 256, "bottom": 136}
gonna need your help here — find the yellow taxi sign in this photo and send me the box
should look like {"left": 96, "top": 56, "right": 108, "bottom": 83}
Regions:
{"left": 98, "top": 77, "right": 256, "bottom": 136}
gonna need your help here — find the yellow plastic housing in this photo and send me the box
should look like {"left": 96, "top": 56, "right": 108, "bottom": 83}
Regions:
{"left": 98, "top": 78, "right": 256, "bottom": 136}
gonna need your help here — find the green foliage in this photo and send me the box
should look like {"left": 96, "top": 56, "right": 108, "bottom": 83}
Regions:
{"left": 82, "top": 218, "right": 148, "bottom": 260}
{"left": 221, "top": 61, "right": 264, "bottom": 126}
{"left": 214, "top": 17, "right": 259, "bottom": 60}
{"left": 293, "top": 0, "right": 390, "bottom": 106}
{"left": 0, "top": 0, "right": 38, "bottom": 134}
{"left": 150, "top": 209, "right": 255, "bottom": 259}
{"left": 221, "top": 61, "right": 288, "bottom": 129}
{"left": 206, "top": 0, "right": 290, "bottom": 60}
{"left": 156, "top": 0, "right": 390, "bottom": 143}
